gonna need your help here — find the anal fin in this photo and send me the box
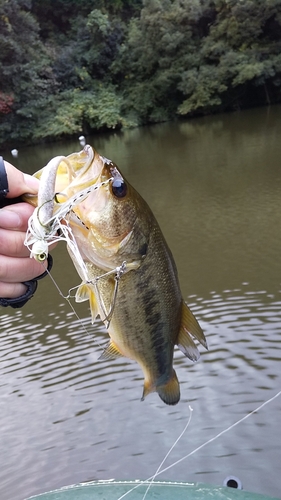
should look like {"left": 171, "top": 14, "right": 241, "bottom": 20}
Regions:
{"left": 99, "top": 340, "right": 124, "bottom": 361}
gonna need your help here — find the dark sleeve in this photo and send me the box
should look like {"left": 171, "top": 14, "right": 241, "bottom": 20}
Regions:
{"left": 0, "top": 255, "right": 53, "bottom": 308}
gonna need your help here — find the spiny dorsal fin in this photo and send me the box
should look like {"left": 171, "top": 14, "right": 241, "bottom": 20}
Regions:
{"left": 181, "top": 301, "right": 208, "bottom": 350}
{"left": 99, "top": 340, "right": 124, "bottom": 361}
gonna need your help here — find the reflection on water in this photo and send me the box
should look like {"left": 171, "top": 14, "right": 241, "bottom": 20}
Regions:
{"left": 1, "top": 106, "right": 281, "bottom": 499}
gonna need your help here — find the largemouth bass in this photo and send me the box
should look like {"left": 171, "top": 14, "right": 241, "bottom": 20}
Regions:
{"left": 25, "top": 145, "right": 207, "bottom": 405}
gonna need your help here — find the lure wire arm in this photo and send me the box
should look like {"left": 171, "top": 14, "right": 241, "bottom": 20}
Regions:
{"left": 92, "top": 261, "right": 127, "bottom": 328}
{"left": 24, "top": 177, "right": 114, "bottom": 263}
{"left": 24, "top": 172, "right": 127, "bottom": 325}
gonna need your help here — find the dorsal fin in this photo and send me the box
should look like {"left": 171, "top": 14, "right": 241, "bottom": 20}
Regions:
{"left": 181, "top": 301, "right": 208, "bottom": 349}
{"left": 177, "top": 327, "right": 201, "bottom": 361}
{"left": 177, "top": 301, "right": 208, "bottom": 361}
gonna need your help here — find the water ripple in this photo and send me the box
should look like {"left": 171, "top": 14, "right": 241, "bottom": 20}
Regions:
{"left": 1, "top": 285, "right": 281, "bottom": 500}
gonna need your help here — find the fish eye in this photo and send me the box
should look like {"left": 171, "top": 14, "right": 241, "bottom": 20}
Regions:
{"left": 111, "top": 178, "right": 127, "bottom": 198}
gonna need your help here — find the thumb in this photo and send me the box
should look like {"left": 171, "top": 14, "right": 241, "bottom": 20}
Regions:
{"left": 4, "top": 160, "right": 39, "bottom": 198}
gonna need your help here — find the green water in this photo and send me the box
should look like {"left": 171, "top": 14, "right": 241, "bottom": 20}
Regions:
{"left": 1, "top": 106, "right": 281, "bottom": 500}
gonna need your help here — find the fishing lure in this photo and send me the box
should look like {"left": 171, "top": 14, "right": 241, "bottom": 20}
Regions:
{"left": 24, "top": 156, "right": 123, "bottom": 327}
{"left": 25, "top": 179, "right": 113, "bottom": 262}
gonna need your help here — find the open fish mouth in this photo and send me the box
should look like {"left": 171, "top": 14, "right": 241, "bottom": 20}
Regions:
{"left": 24, "top": 145, "right": 114, "bottom": 263}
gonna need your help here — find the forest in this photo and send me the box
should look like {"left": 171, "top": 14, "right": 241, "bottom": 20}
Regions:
{"left": 1, "top": 0, "right": 281, "bottom": 147}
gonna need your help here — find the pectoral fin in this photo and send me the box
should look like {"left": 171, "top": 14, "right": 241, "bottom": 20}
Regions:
{"left": 75, "top": 283, "right": 99, "bottom": 323}
{"left": 177, "top": 301, "right": 208, "bottom": 361}
{"left": 99, "top": 340, "right": 124, "bottom": 360}
{"left": 75, "top": 283, "right": 90, "bottom": 302}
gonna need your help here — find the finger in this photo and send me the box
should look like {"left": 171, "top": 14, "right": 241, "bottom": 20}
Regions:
{"left": 4, "top": 161, "right": 39, "bottom": 198}
{"left": 0, "top": 228, "right": 31, "bottom": 258}
{"left": 0, "top": 203, "right": 35, "bottom": 230}
{"left": 0, "top": 227, "right": 57, "bottom": 259}
{"left": 0, "top": 255, "right": 47, "bottom": 282}
{"left": 0, "top": 281, "right": 27, "bottom": 299}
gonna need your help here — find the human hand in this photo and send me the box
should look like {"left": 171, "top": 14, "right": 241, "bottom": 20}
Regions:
{"left": 0, "top": 160, "right": 48, "bottom": 301}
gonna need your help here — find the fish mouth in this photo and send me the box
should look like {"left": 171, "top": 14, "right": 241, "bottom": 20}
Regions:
{"left": 65, "top": 145, "right": 102, "bottom": 188}
{"left": 52, "top": 145, "right": 110, "bottom": 202}
{"left": 67, "top": 144, "right": 94, "bottom": 173}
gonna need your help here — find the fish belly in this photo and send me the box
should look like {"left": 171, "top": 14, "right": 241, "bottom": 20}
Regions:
{"left": 94, "top": 225, "right": 183, "bottom": 403}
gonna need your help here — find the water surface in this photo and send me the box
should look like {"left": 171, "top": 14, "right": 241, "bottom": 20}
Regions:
{"left": 1, "top": 106, "right": 281, "bottom": 499}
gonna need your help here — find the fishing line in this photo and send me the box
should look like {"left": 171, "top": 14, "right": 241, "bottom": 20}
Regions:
{"left": 156, "top": 388, "right": 281, "bottom": 478}
{"left": 116, "top": 388, "right": 281, "bottom": 500}
{"left": 35, "top": 222, "right": 127, "bottom": 344}
{"left": 92, "top": 261, "right": 127, "bottom": 328}
{"left": 141, "top": 405, "right": 193, "bottom": 500}
{"left": 25, "top": 177, "right": 114, "bottom": 263}
{"left": 116, "top": 406, "right": 194, "bottom": 500}
{"left": 26, "top": 174, "right": 118, "bottom": 348}
{"left": 43, "top": 263, "right": 105, "bottom": 351}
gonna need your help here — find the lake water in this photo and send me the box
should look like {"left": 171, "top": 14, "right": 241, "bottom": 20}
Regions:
{"left": 1, "top": 106, "right": 281, "bottom": 500}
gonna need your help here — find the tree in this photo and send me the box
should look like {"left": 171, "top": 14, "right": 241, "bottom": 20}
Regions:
{"left": 112, "top": 0, "right": 216, "bottom": 124}
{"left": 178, "top": 0, "right": 281, "bottom": 115}
{"left": 1, "top": 0, "right": 281, "bottom": 146}
{"left": 0, "top": 0, "right": 54, "bottom": 143}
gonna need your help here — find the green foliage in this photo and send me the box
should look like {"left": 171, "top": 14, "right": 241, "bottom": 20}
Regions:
{"left": 1, "top": 0, "right": 281, "bottom": 146}
{"left": 113, "top": 0, "right": 207, "bottom": 124}
{"left": 0, "top": 0, "right": 51, "bottom": 95}
{"left": 177, "top": 0, "right": 281, "bottom": 115}
{"left": 0, "top": 0, "right": 56, "bottom": 144}
{"left": 17, "top": 85, "right": 133, "bottom": 143}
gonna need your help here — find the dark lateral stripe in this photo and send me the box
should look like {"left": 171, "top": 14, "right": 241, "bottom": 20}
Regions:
{"left": 142, "top": 288, "right": 170, "bottom": 378}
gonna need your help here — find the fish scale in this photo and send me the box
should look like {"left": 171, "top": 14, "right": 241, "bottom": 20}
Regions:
{"left": 84, "top": 219, "right": 186, "bottom": 403}
{"left": 25, "top": 145, "right": 208, "bottom": 405}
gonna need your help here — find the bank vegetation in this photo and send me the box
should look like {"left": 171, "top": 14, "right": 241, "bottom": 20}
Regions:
{"left": 1, "top": 0, "right": 281, "bottom": 146}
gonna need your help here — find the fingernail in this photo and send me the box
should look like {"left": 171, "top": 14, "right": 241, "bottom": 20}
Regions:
{"left": 0, "top": 208, "right": 21, "bottom": 228}
{"left": 23, "top": 174, "right": 39, "bottom": 194}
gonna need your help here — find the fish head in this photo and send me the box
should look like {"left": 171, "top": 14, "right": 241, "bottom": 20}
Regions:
{"left": 67, "top": 147, "right": 152, "bottom": 270}
{"left": 25, "top": 144, "right": 152, "bottom": 271}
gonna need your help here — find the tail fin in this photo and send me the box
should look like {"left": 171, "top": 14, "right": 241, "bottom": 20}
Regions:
{"left": 141, "top": 370, "right": 180, "bottom": 405}
{"left": 157, "top": 369, "right": 180, "bottom": 405}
